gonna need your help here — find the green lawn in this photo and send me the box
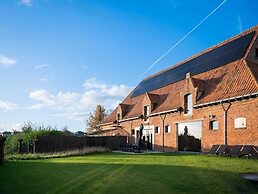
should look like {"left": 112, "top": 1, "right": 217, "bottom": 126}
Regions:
{"left": 0, "top": 153, "right": 258, "bottom": 194}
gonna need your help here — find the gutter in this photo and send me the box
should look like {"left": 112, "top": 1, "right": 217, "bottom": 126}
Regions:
{"left": 119, "top": 116, "right": 141, "bottom": 122}
{"left": 98, "top": 122, "right": 113, "bottom": 127}
{"left": 193, "top": 92, "right": 258, "bottom": 109}
{"left": 100, "top": 108, "right": 180, "bottom": 126}
{"left": 149, "top": 108, "right": 179, "bottom": 117}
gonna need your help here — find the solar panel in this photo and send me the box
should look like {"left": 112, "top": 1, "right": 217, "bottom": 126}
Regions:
{"left": 132, "top": 31, "right": 255, "bottom": 97}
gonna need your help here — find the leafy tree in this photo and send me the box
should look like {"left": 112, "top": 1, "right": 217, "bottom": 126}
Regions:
{"left": 86, "top": 105, "right": 108, "bottom": 133}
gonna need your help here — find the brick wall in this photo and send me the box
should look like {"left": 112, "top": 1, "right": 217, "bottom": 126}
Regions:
{"left": 101, "top": 97, "right": 258, "bottom": 152}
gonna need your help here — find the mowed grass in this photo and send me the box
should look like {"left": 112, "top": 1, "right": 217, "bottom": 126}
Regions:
{"left": 0, "top": 153, "right": 258, "bottom": 194}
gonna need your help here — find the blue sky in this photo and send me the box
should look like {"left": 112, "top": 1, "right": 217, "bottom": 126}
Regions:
{"left": 0, "top": 0, "right": 257, "bottom": 132}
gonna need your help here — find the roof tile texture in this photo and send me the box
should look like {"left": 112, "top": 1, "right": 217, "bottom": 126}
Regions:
{"left": 103, "top": 26, "right": 258, "bottom": 124}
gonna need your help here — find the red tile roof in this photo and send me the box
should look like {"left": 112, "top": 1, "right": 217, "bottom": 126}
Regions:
{"left": 103, "top": 26, "right": 258, "bottom": 124}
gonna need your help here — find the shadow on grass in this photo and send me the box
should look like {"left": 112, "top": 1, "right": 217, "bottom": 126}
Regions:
{"left": 0, "top": 159, "right": 257, "bottom": 194}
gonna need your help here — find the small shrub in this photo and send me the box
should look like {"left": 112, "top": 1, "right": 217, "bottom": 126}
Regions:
{"left": 4, "top": 125, "right": 64, "bottom": 154}
{"left": 5, "top": 147, "right": 109, "bottom": 160}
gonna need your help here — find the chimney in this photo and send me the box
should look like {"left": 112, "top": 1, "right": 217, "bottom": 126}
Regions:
{"left": 186, "top": 72, "right": 191, "bottom": 79}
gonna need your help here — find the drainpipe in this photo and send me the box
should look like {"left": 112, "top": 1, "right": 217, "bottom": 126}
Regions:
{"left": 129, "top": 120, "right": 133, "bottom": 144}
{"left": 221, "top": 102, "right": 231, "bottom": 145}
{"left": 159, "top": 114, "right": 167, "bottom": 152}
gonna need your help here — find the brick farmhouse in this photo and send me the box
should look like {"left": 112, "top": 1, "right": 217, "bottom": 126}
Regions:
{"left": 99, "top": 26, "right": 258, "bottom": 152}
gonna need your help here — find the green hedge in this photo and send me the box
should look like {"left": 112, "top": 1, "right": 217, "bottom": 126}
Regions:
{"left": 4, "top": 129, "right": 63, "bottom": 154}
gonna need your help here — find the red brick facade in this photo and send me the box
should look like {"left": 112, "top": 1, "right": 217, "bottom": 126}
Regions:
{"left": 100, "top": 26, "right": 258, "bottom": 152}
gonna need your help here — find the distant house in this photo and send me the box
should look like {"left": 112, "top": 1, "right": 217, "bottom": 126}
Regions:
{"left": 74, "top": 131, "right": 85, "bottom": 137}
{"left": 1, "top": 131, "right": 12, "bottom": 138}
{"left": 100, "top": 26, "right": 258, "bottom": 152}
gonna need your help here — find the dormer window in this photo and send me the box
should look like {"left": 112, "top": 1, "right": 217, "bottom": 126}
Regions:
{"left": 184, "top": 93, "right": 193, "bottom": 115}
{"left": 117, "top": 113, "right": 121, "bottom": 121}
{"left": 143, "top": 105, "right": 149, "bottom": 121}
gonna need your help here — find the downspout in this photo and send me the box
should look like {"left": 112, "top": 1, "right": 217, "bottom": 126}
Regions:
{"left": 129, "top": 120, "right": 133, "bottom": 144}
{"left": 159, "top": 114, "right": 167, "bottom": 152}
{"left": 221, "top": 102, "right": 231, "bottom": 145}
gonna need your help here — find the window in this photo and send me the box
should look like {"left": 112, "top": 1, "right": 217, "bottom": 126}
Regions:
{"left": 234, "top": 117, "right": 246, "bottom": 128}
{"left": 209, "top": 121, "right": 218, "bottom": 130}
{"left": 255, "top": 48, "right": 258, "bottom": 58}
{"left": 184, "top": 94, "right": 193, "bottom": 114}
{"left": 143, "top": 105, "right": 149, "bottom": 121}
{"left": 131, "top": 129, "right": 135, "bottom": 135}
{"left": 155, "top": 126, "right": 160, "bottom": 134}
{"left": 117, "top": 113, "right": 121, "bottom": 121}
{"left": 165, "top": 125, "right": 171, "bottom": 133}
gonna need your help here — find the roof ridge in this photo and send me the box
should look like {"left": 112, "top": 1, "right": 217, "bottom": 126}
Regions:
{"left": 142, "top": 25, "right": 258, "bottom": 82}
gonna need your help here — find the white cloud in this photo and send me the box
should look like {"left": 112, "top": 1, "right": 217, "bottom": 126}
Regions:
{"left": 27, "top": 104, "right": 45, "bottom": 110}
{"left": 107, "top": 84, "right": 133, "bottom": 97}
{"left": 0, "top": 100, "right": 18, "bottom": 110}
{"left": 28, "top": 78, "right": 133, "bottom": 122}
{"left": 57, "top": 92, "right": 80, "bottom": 104}
{"left": 82, "top": 78, "right": 132, "bottom": 97}
{"left": 29, "top": 89, "right": 56, "bottom": 106}
{"left": 0, "top": 123, "right": 23, "bottom": 132}
{"left": 0, "top": 54, "right": 17, "bottom": 68}
{"left": 34, "top": 64, "right": 49, "bottom": 69}
{"left": 19, "top": 0, "right": 32, "bottom": 6}
{"left": 82, "top": 78, "right": 106, "bottom": 90}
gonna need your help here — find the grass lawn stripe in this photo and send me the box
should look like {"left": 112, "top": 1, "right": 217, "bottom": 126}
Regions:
{"left": 0, "top": 153, "right": 257, "bottom": 194}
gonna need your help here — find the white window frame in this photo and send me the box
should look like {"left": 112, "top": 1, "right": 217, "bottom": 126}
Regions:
{"left": 234, "top": 117, "right": 246, "bottom": 128}
{"left": 184, "top": 93, "right": 193, "bottom": 115}
{"left": 165, "top": 125, "right": 171, "bottom": 133}
{"left": 209, "top": 120, "right": 219, "bottom": 130}
{"left": 155, "top": 126, "right": 160, "bottom": 134}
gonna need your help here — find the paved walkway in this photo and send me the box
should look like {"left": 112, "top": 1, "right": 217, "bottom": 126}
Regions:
{"left": 113, "top": 150, "right": 202, "bottom": 155}
{"left": 112, "top": 150, "right": 163, "bottom": 154}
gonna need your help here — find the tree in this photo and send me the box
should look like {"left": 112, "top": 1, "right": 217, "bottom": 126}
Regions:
{"left": 21, "top": 121, "right": 34, "bottom": 133}
{"left": 61, "top": 126, "right": 73, "bottom": 136}
{"left": 86, "top": 105, "right": 108, "bottom": 134}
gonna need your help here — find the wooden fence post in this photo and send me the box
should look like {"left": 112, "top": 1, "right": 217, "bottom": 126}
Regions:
{"left": 0, "top": 135, "right": 6, "bottom": 164}
{"left": 18, "top": 139, "right": 23, "bottom": 154}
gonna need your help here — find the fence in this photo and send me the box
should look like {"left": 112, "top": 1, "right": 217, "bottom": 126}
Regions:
{"left": 18, "top": 135, "right": 127, "bottom": 153}
{"left": 0, "top": 136, "right": 5, "bottom": 164}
